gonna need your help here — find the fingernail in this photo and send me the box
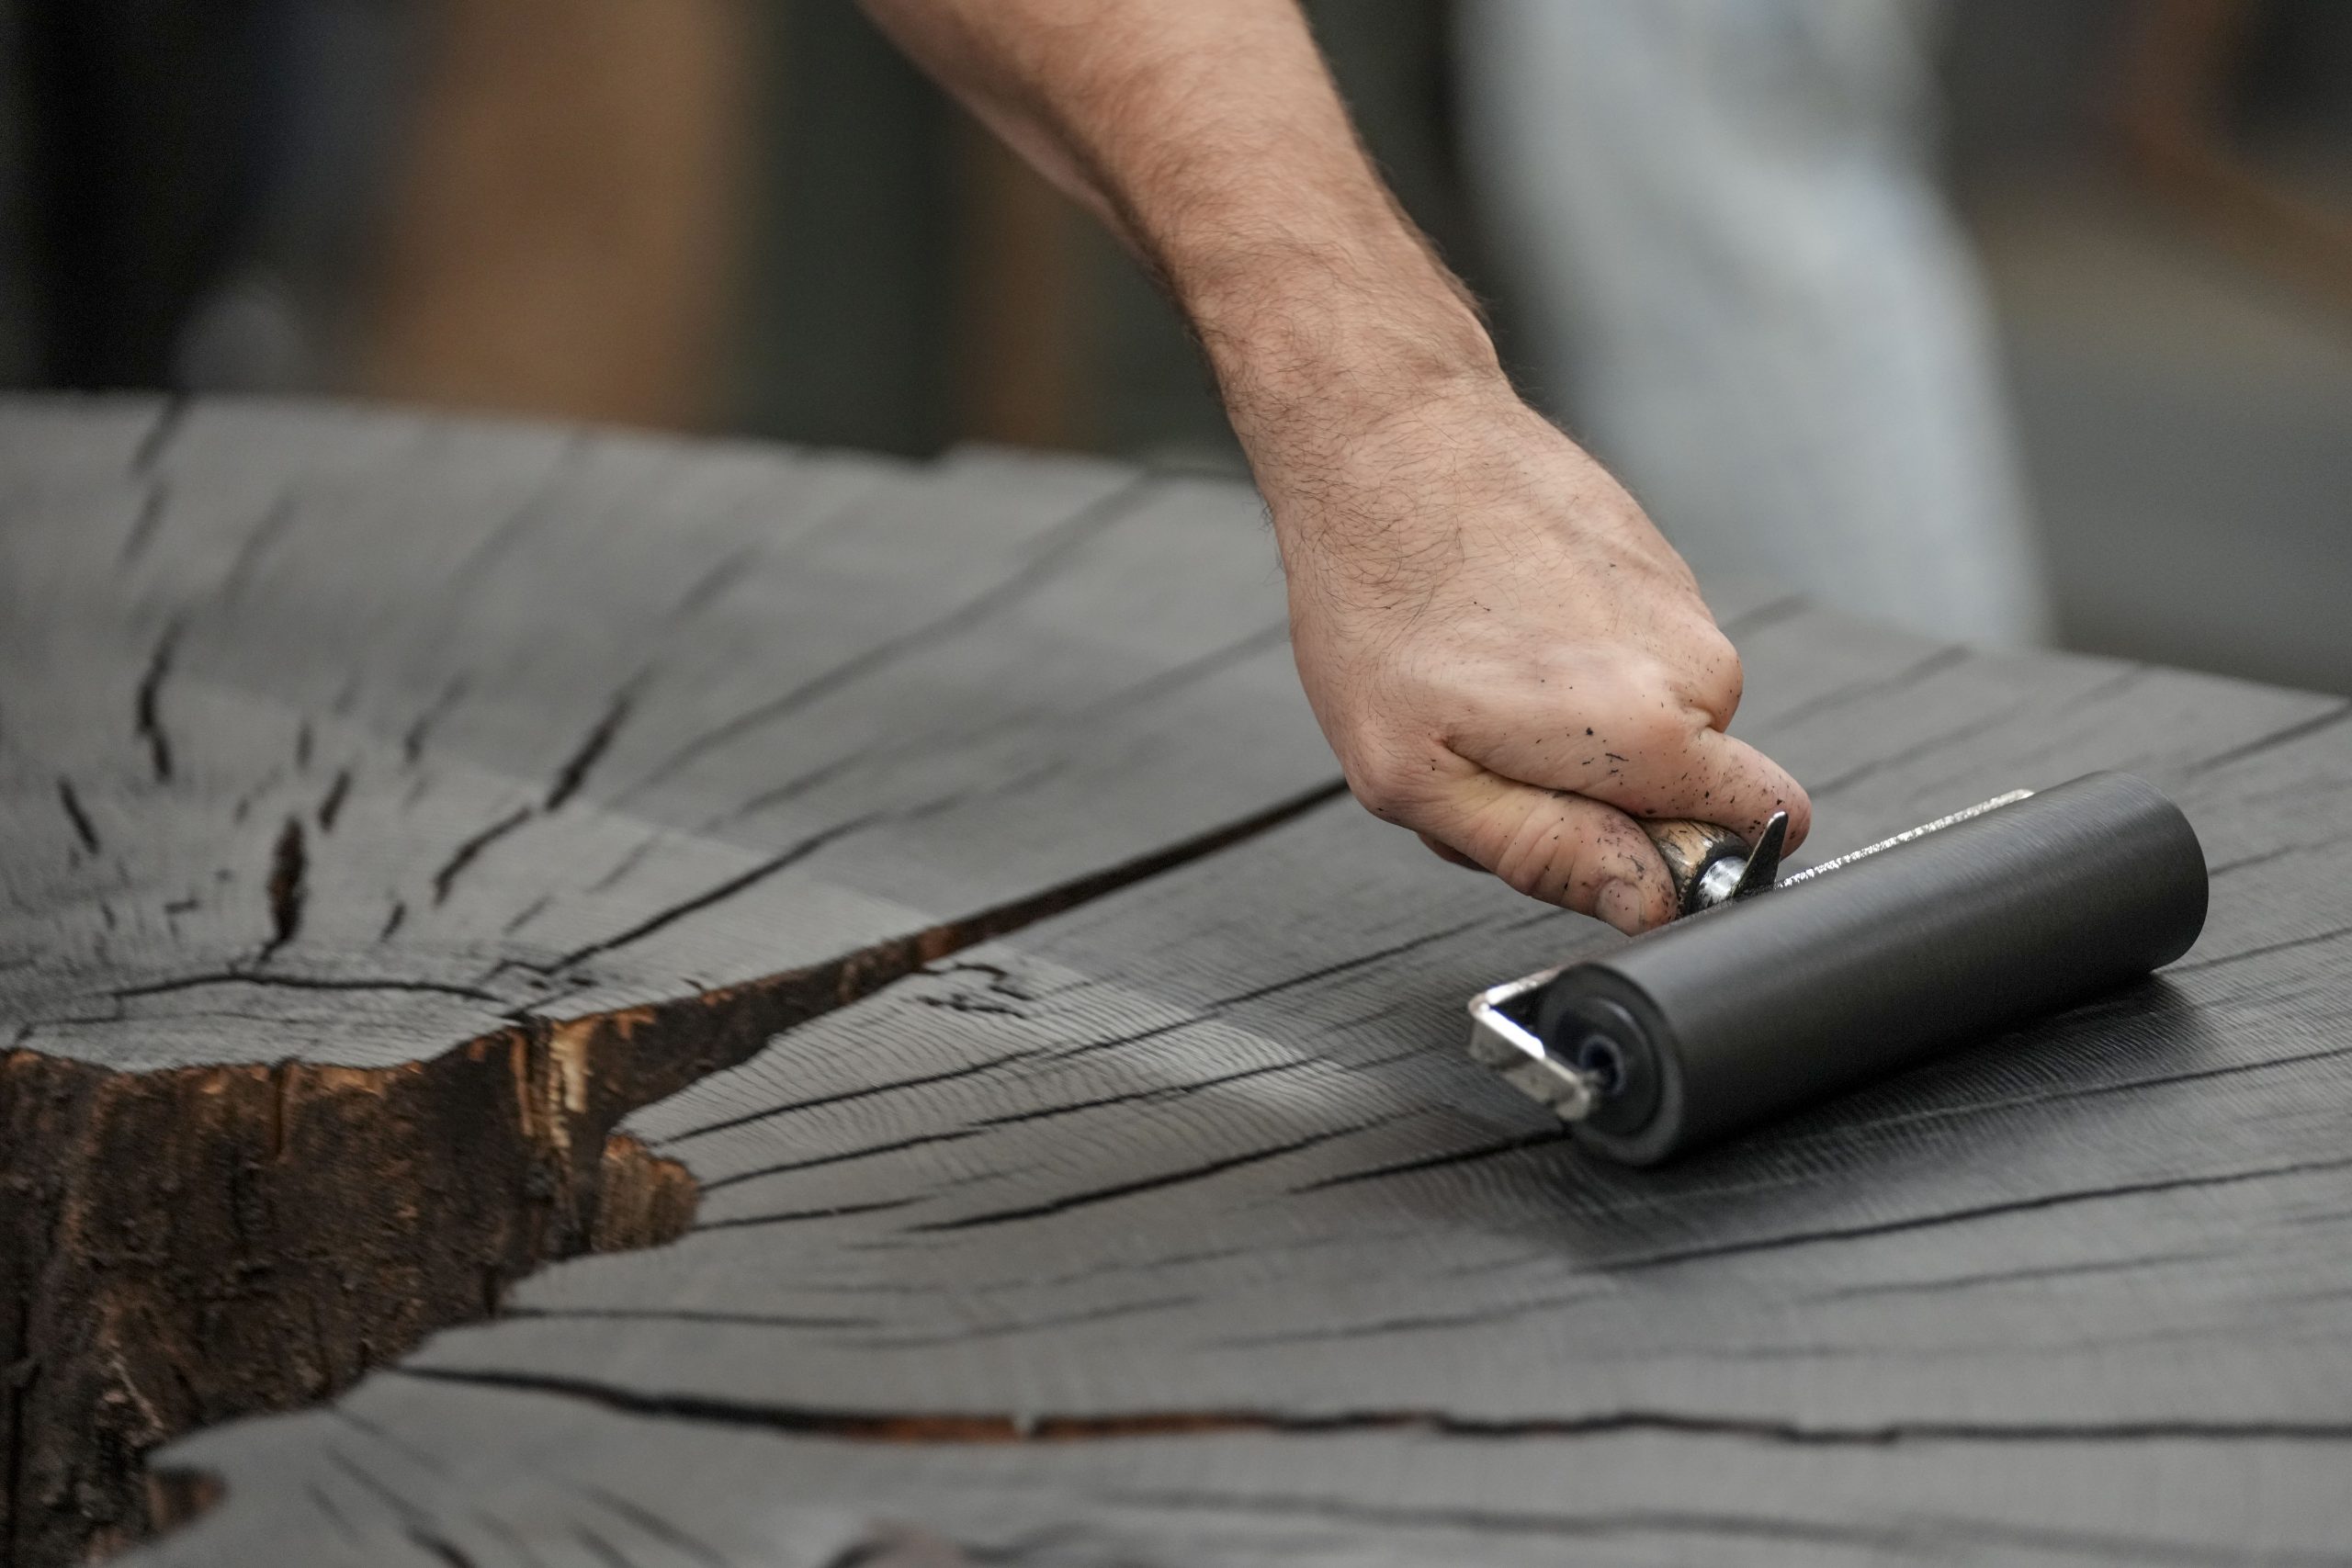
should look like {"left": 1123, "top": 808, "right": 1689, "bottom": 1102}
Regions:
{"left": 1597, "top": 879, "right": 1646, "bottom": 936}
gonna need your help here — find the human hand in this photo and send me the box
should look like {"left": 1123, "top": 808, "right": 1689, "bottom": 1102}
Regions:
{"left": 857, "top": 0, "right": 1806, "bottom": 934}
{"left": 1266, "top": 377, "right": 1811, "bottom": 934}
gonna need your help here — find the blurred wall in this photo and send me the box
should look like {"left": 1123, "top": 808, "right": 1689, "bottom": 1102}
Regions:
{"left": 1946, "top": 0, "right": 2352, "bottom": 693}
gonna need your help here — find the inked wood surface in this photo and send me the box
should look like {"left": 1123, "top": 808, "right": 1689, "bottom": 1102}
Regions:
{"left": 4, "top": 397, "right": 2348, "bottom": 1566}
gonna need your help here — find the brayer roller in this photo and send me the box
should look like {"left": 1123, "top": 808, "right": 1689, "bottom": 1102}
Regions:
{"left": 1466, "top": 772, "right": 2208, "bottom": 1165}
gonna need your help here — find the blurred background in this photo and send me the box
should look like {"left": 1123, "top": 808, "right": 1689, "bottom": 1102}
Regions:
{"left": 1, "top": 0, "right": 2346, "bottom": 688}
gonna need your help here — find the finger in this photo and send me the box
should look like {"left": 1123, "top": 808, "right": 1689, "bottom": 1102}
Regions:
{"left": 1417, "top": 832, "right": 1488, "bottom": 872}
{"left": 1457, "top": 705, "right": 1811, "bottom": 852}
{"left": 1632, "top": 725, "right": 1813, "bottom": 852}
{"left": 1411, "top": 769, "right": 1679, "bottom": 933}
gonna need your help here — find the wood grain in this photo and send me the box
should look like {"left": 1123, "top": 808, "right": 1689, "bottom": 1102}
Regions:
{"left": 4, "top": 397, "right": 2347, "bottom": 1566}
{"left": 0, "top": 393, "right": 1329, "bottom": 1563}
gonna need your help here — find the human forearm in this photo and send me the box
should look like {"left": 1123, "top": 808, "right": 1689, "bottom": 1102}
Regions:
{"left": 857, "top": 0, "right": 1498, "bottom": 456}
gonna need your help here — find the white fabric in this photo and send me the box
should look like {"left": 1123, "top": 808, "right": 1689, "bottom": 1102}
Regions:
{"left": 1456, "top": 0, "right": 2052, "bottom": 643}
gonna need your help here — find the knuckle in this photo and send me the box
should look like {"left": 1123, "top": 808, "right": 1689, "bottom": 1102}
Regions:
{"left": 1348, "top": 773, "right": 1408, "bottom": 821}
{"left": 1684, "top": 626, "right": 1745, "bottom": 716}
{"left": 1342, "top": 754, "right": 1421, "bottom": 822}
{"left": 1587, "top": 650, "right": 1681, "bottom": 716}
{"left": 1616, "top": 700, "right": 1700, "bottom": 761}
{"left": 1338, "top": 726, "right": 1456, "bottom": 825}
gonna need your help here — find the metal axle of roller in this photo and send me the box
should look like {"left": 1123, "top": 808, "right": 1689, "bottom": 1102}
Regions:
{"left": 1465, "top": 772, "right": 2209, "bottom": 1165}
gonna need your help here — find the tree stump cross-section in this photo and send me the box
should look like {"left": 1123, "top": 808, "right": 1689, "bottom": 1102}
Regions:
{"left": 4, "top": 397, "right": 2349, "bottom": 1566}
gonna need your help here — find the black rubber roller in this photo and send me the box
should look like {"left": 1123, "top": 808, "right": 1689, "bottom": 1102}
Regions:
{"left": 1535, "top": 772, "right": 2209, "bottom": 1165}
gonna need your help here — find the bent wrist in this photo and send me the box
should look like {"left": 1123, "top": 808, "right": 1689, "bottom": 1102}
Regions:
{"left": 1180, "top": 234, "right": 1504, "bottom": 441}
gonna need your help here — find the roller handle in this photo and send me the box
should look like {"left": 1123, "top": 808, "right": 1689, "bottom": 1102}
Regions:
{"left": 1641, "top": 816, "right": 1786, "bottom": 918}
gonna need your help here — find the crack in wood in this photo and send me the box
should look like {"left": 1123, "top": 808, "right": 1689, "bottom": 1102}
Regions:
{"left": 1750, "top": 645, "right": 1970, "bottom": 732}
{"left": 2050, "top": 662, "right": 2155, "bottom": 716}
{"left": 1292, "top": 1125, "right": 1574, "bottom": 1194}
{"left": 907, "top": 1117, "right": 1413, "bottom": 1234}
{"left": 298, "top": 1479, "right": 361, "bottom": 1547}
{"left": 571, "top": 1520, "right": 639, "bottom": 1568}
{"left": 438, "top": 438, "right": 591, "bottom": 593}
{"left": 840, "top": 1292, "right": 1203, "bottom": 1352}
{"left": 1009, "top": 916, "right": 1494, "bottom": 1077}
{"left": 108, "top": 972, "right": 510, "bottom": 1006}
{"left": 219, "top": 495, "right": 300, "bottom": 604}
{"left": 616, "top": 477, "right": 1153, "bottom": 804}
{"left": 389, "top": 1364, "right": 2352, "bottom": 1448}
{"left": 402, "top": 675, "right": 470, "bottom": 768}
{"left": 1795, "top": 1243, "right": 2243, "bottom": 1305}
{"left": 2181, "top": 700, "right": 2352, "bottom": 779}
{"left": 2168, "top": 923, "right": 2352, "bottom": 974}
{"left": 1212, "top": 917, "right": 1495, "bottom": 1009}
{"left": 547, "top": 812, "right": 888, "bottom": 972}
{"left": 817, "top": 1527, "right": 999, "bottom": 1568}
{"left": 503, "top": 894, "right": 553, "bottom": 935}
{"left": 132, "top": 623, "right": 180, "bottom": 784}
{"left": 316, "top": 768, "right": 353, "bottom": 832}
{"left": 698, "top": 1129, "right": 989, "bottom": 1195}
{"left": 697, "top": 617, "right": 1262, "bottom": 833}
{"left": 711, "top": 736, "right": 913, "bottom": 829}
{"left": 1806, "top": 700, "right": 2035, "bottom": 798}
{"left": 691, "top": 1195, "right": 927, "bottom": 1233}
{"left": 0, "top": 777, "right": 1347, "bottom": 1567}
{"left": 1605, "top": 1152, "right": 2352, "bottom": 1274}
{"left": 119, "top": 486, "right": 170, "bottom": 567}
{"left": 572, "top": 1481, "right": 729, "bottom": 1567}
{"left": 661, "top": 1050, "right": 1049, "bottom": 1146}
{"left": 546, "top": 688, "right": 638, "bottom": 812}
{"left": 259, "top": 816, "right": 308, "bottom": 962}
{"left": 664, "top": 544, "right": 763, "bottom": 627}
{"left": 1066, "top": 619, "right": 1292, "bottom": 723}
{"left": 431, "top": 805, "right": 537, "bottom": 906}
{"left": 968, "top": 1055, "right": 1334, "bottom": 1134}
{"left": 54, "top": 781, "right": 100, "bottom": 855}
{"left": 910, "top": 990, "right": 1026, "bottom": 1017}
{"left": 702, "top": 620, "right": 1293, "bottom": 839}
{"left": 317, "top": 1440, "right": 491, "bottom": 1566}
{"left": 406, "top": 1528, "right": 479, "bottom": 1568}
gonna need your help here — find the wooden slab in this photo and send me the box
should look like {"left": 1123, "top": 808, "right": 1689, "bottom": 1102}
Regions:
{"left": 154, "top": 627, "right": 2352, "bottom": 1566}
{"left": 5, "top": 397, "right": 2348, "bottom": 1566}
